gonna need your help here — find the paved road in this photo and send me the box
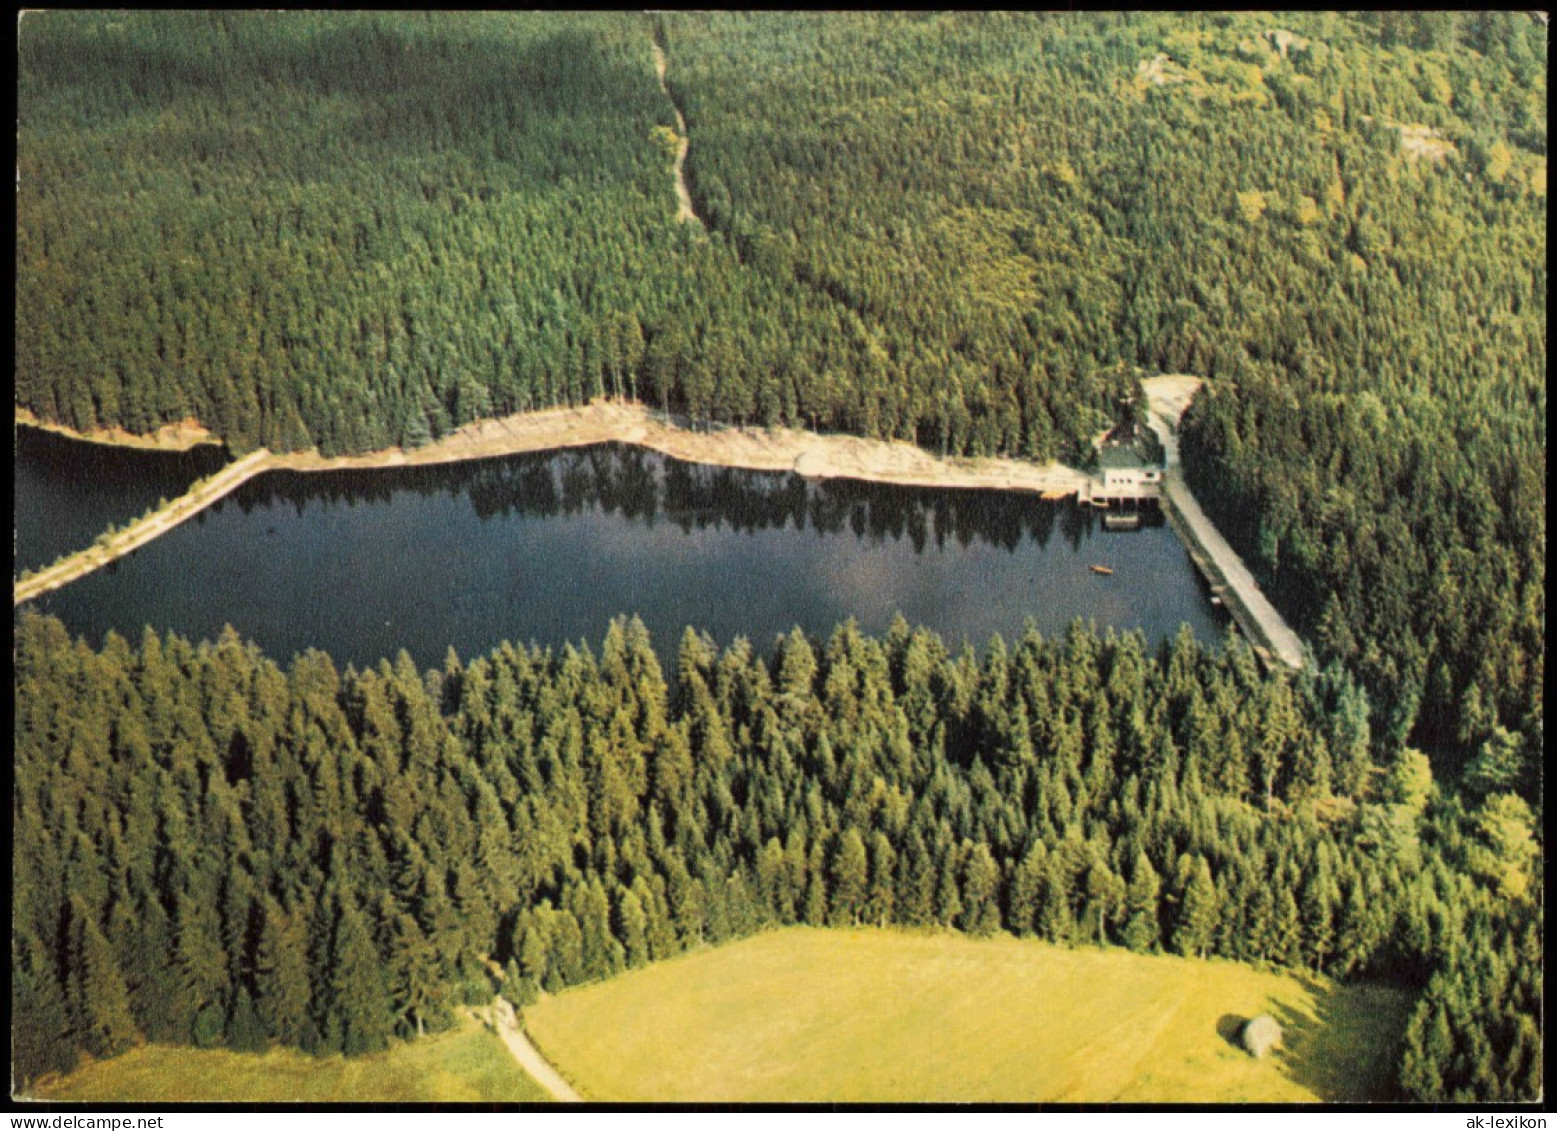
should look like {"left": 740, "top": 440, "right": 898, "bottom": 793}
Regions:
{"left": 483, "top": 997, "right": 584, "bottom": 1103}
{"left": 1142, "top": 381, "right": 1305, "bottom": 670}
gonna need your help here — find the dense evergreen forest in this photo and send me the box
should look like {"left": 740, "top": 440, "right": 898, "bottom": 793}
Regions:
{"left": 12, "top": 615, "right": 1540, "bottom": 1099}
{"left": 657, "top": 8, "right": 1545, "bottom": 803}
{"left": 15, "top": 9, "right": 1131, "bottom": 460}
{"left": 15, "top": 10, "right": 1545, "bottom": 765}
{"left": 13, "top": 11, "right": 1545, "bottom": 1102}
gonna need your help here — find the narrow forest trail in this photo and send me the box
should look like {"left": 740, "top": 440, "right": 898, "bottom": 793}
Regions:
{"left": 651, "top": 39, "right": 703, "bottom": 228}
{"left": 478, "top": 998, "right": 584, "bottom": 1103}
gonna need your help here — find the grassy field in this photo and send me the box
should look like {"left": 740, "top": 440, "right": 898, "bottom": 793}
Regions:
{"left": 24, "top": 1015, "right": 552, "bottom": 1104}
{"left": 524, "top": 927, "right": 1413, "bottom": 1103}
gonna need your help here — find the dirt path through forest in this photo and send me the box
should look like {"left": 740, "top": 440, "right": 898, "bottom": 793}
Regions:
{"left": 651, "top": 40, "right": 702, "bottom": 227}
{"left": 477, "top": 998, "right": 583, "bottom": 1103}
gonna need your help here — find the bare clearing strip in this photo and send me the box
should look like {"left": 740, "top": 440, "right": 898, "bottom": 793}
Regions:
{"left": 523, "top": 926, "right": 1411, "bottom": 1103}
{"left": 17, "top": 379, "right": 1308, "bottom": 674}
{"left": 651, "top": 41, "right": 701, "bottom": 227}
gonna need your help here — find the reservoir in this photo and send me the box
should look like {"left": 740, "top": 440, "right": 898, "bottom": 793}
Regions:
{"left": 14, "top": 425, "right": 229, "bottom": 574}
{"left": 16, "top": 437, "right": 1227, "bottom": 669}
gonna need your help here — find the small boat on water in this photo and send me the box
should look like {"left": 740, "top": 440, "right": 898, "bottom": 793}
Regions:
{"left": 1090, "top": 564, "right": 1114, "bottom": 576}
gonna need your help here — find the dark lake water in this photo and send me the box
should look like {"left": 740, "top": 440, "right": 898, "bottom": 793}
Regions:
{"left": 16, "top": 438, "right": 1228, "bottom": 669}
{"left": 14, "top": 426, "right": 229, "bottom": 572}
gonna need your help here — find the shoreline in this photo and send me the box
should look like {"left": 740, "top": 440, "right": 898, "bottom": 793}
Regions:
{"left": 15, "top": 407, "right": 221, "bottom": 452}
{"left": 17, "top": 399, "right": 1097, "bottom": 494}
{"left": 652, "top": 40, "right": 702, "bottom": 228}
{"left": 14, "top": 399, "right": 1096, "bottom": 607}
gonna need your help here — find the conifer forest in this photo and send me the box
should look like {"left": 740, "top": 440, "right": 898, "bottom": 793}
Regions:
{"left": 13, "top": 10, "right": 1544, "bottom": 1102}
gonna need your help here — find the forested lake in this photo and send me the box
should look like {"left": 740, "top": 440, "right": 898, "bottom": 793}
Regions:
{"left": 16, "top": 437, "right": 1226, "bottom": 668}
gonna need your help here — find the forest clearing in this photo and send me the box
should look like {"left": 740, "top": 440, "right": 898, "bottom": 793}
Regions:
{"left": 523, "top": 927, "right": 1413, "bottom": 1103}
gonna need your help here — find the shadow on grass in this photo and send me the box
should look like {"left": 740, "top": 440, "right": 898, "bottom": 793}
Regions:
{"left": 1216, "top": 1013, "right": 1248, "bottom": 1050}
{"left": 1267, "top": 976, "right": 1413, "bottom": 1103}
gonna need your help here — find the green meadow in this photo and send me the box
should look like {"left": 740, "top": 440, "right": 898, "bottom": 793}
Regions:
{"left": 25, "top": 1016, "right": 550, "bottom": 1104}
{"left": 525, "top": 926, "right": 1413, "bottom": 1103}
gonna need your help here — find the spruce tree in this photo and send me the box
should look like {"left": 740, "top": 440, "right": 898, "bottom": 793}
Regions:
{"left": 68, "top": 899, "right": 139, "bottom": 1059}
{"left": 1172, "top": 857, "right": 1219, "bottom": 959}
{"left": 802, "top": 845, "right": 829, "bottom": 926}
{"left": 227, "top": 988, "right": 269, "bottom": 1053}
{"left": 329, "top": 891, "right": 393, "bottom": 1057}
{"left": 384, "top": 907, "right": 445, "bottom": 1038}
{"left": 616, "top": 886, "right": 651, "bottom": 967}
{"left": 933, "top": 847, "right": 964, "bottom": 928}
{"left": 1272, "top": 888, "right": 1304, "bottom": 969}
{"left": 173, "top": 891, "right": 231, "bottom": 1046}
{"left": 10, "top": 611, "right": 1546, "bottom": 1098}
{"left": 1301, "top": 870, "right": 1337, "bottom": 973}
{"left": 1082, "top": 854, "right": 1126, "bottom": 946}
{"left": 895, "top": 832, "right": 935, "bottom": 927}
{"left": 1122, "top": 852, "right": 1161, "bottom": 953}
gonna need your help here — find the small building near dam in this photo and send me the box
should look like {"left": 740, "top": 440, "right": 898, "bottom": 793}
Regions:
{"left": 1096, "top": 438, "right": 1164, "bottom": 491}
{"left": 1087, "top": 428, "right": 1166, "bottom": 526}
